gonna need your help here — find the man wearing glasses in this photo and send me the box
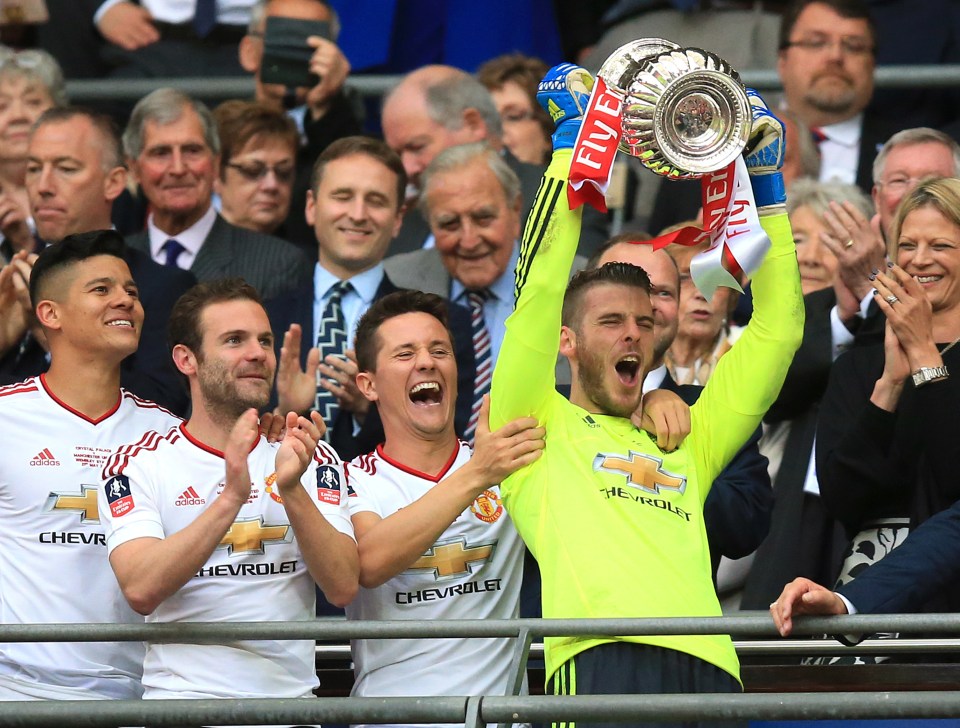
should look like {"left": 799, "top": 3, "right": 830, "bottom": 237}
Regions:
{"left": 777, "top": 0, "right": 898, "bottom": 193}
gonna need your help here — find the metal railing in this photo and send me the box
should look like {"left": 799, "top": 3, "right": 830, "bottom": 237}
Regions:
{"left": 63, "top": 65, "right": 960, "bottom": 103}
{"left": 2, "top": 613, "right": 960, "bottom": 726}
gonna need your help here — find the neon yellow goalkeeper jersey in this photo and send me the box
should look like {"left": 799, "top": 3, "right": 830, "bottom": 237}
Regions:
{"left": 490, "top": 149, "right": 803, "bottom": 684}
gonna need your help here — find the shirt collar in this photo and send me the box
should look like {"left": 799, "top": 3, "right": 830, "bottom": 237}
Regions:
{"left": 822, "top": 114, "right": 863, "bottom": 148}
{"left": 642, "top": 364, "right": 668, "bottom": 394}
{"left": 147, "top": 205, "right": 217, "bottom": 258}
{"left": 450, "top": 242, "right": 520, "bottom": 302}
{"left": 314, "top": 261, "right": 385, "bottom": 304}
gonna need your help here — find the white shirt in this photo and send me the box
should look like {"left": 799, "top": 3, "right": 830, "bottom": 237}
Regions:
{"left": 95, "top": 0, "right": 253, "bottom": 27}
{"left": 346, "top": 442, "right": 526, "bottom": 728}
{"left": 818, "top": 115, "right": 863, "bottom": 186}
{"left": 146, "top": 205, "right": 218, "bottom": 270}
{"left": 99, "top": 424, "right": 354, "bottom": 699}
{"left": 312, "top": 262, "right": 384, "bottom": 353}
{"left": 0, "top": 376, "right": 179, "bottom": 700}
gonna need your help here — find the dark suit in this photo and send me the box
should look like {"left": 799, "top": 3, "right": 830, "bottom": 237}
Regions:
{"left": 0, "top": 246, "right": 196, "bottom": 417}
{"left": 265, "top": 270, "right": 477, "bottom": 462}
{"left": 839, "top": 498, "right": 960, "bottom": 614}
{"left": 126, "top": 214, "right": 311, "bottom": 301}
{"left": 659, "top": 372, "right": 772, "bottom": 581}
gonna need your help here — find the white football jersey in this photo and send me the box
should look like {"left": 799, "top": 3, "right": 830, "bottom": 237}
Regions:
{"left": 99, "top": 423, "right": 354, "bottom": 700}
{"left": 0, "top": 376, "right": 179, "bottom": 700}
{"left": 346, "top": 442, "right": 525, "bottom": 727}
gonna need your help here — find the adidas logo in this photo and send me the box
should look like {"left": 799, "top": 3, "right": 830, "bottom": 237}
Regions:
{"left": 30, "top": 448, "right": 60, "bottom": 467}
{"left": 175, "top": 486, "right": 206, "bottom": 507}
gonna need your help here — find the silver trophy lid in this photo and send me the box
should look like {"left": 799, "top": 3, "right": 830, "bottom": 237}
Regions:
{"left": 597, "top": 38, "right": 681, "bottom": 94}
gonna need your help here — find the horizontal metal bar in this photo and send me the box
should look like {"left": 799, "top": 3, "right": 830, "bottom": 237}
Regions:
{"left": 5, "top": 613, "right": 960, "bottom": 642}
{"left": 3, "top": 692, "right": 960, "bottom": 726}
{"left": 482, "top": 692, "right": 960, "bottom": 723}
{"left": 62, "top": 65, "right": 960, "bottom": 103}
{"left": 0, "top": 697, "right": 467, "bottom": 728}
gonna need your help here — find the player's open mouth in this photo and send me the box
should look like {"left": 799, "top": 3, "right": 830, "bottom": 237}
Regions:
{"left": 615, "top": 355, "right": 641, "bottom": 386}
{"left": 409, "top": 381, "right": 443, "bottom": 406}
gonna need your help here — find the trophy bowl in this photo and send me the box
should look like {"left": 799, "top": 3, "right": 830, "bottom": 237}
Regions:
{"left": 600, "top": 41, "right": 752, "bottom": 179}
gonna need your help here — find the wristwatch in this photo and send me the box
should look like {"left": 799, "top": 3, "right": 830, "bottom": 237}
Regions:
{"left": 911, "top": 365, "right": 950, "bottom": 388}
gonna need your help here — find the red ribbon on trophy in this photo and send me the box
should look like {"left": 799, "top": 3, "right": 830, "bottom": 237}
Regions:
{"left": 567, "top": 76, "right": 622, "bottom": 213}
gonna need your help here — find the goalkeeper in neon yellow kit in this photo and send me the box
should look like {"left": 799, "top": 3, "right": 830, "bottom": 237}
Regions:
{"left": 489, "top": 63, "right": 803, "bottom": 728}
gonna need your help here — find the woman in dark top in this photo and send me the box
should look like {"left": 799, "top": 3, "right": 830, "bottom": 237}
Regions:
{"left": 817, "top": 177, "right": 960, "bottom": 611}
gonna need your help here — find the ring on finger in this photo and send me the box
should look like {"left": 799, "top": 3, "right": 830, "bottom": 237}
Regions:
{"left": 844, "top": 239, "right": 854, "bottom": 249}
{"left": 885, "top": 294, "right": 899, "bottom": 305}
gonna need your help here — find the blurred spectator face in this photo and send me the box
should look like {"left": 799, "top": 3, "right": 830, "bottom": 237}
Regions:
{"left": 425, "top": 157, "right": 520, "bottom": 290}
{"left": 382, "top": 88, "right": 485, "bottom": 199}
{"left": 26, "top": 116, "right": 126, "bottom": 243}
{"left": 240, "top": 0, "right": 335, "bottom": 110}
{"left": 490, "top": 80, "right": 550, "bottom": 166}
{"left": 129, "top": 106, "right": 218, "bottom": 232}
{"left": 897, "top": 204, "right": 960, "bottom": 316}
{"left": 219, "top": 134, "right": 296, "bottom": 235}
{"left": 306, "top": 152, "right": 402, "bottom": 278}
{"left": 598, "top": 242, "right": 679, "bottom": 366}
{"left": 672, "top": 248, "right": 732, "bottom": 347}
{"left": 777, "top": 2, "right": 874, "bottom": 124}
{"left": 0, "top": 75, "right": 54, "bottom": 162}
{"left": 789, "top": 203, "right": 839, "bottom": 295}
{"left": 873, "top": 142, "right": 957, "bottom": 240}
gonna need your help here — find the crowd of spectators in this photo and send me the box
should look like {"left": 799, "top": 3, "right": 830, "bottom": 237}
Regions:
{"left": 2, "top": 0, "right": 960, "bottom": 722}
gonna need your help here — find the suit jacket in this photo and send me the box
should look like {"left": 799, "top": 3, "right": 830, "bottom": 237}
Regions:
{"left": 839, "top": 497, "right": 960, "bottom": 615}
{"left": 383, "top": 246, "right": 585, "bottom": 387}
{"left": 741, "top": 288, "right": 848, "bottom": 608}
{"left": 0, "top": 245, "right": 196, "bottom": 417}
{"left": 659, "top": 372, "right": 772, "bottom": 579}
{"left": 126, "top": 214, "right": 311, "bottom": 301}
{"left": 265, "top": 271, "right": 477, "bottom": 462}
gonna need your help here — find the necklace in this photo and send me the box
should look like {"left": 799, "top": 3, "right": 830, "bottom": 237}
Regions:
{"left": 939, "top": 335, "right": 960, "bottom": 355}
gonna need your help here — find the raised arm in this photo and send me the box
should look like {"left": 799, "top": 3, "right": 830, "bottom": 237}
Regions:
{"left": 276, "top": 411, "right": 359, "bottom": 608}
{"left": 690, "top": 90, "right": 804, "bottom": 490}
{"left": 489, "top": 63, "right": 592, "bottom": 430}
{"left": 104, "top": 412, "right": 260, "bottom": 616}
{"left": 351, "top": 398, "right": 543, "bottom": 588}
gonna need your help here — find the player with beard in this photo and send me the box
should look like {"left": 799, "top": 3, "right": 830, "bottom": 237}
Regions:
{"left": 100, "top": 278, "right": 358, "bottom": 705}
{"left": 489, "top": 64, "right": 803, "bottom": 726}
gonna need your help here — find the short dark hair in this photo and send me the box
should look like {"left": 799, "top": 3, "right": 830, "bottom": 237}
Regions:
{"left": 311, "top": 136, "right": 407, "bottom": 210}
{"left": 354, "top": 290, "right": 452, "bottom": 373}
{"left": 778, "top": 0, "right": 876, "bottom": 52}
{"left": 167, "top": 278, "right": 263, "bottom": 360}
{"left": 213, "top": 99, "right": 299, "bottom": 177}
{"left": 561, "top": 262, "right": 651, "bottom": 330}
{"left": 30, "top": 229, "right": 126, "bottom": 308}
{"left": 585, "top": 230, "right": 654, "bottom": 270}
{"left": 32, "top": 106, "right": 124, "bottom": 171}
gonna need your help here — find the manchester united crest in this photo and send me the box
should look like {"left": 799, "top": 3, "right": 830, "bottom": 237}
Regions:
{"left": 264, "top": 472, "right": 283, "bottom": 504}
{"left": 470, "top": 489, "right": 503, "bottom": 523}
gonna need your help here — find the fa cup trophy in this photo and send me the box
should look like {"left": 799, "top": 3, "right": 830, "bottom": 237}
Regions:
{"left": 598, "top": 38, "right": 752, "bottom": 178}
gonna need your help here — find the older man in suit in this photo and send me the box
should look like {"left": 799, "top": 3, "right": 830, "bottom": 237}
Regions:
{"left": 385, "top": 142, "right": 582, "bottom": 395}
{"left": 266, "top": 136, "right": 476, "bottom": 463}
{"left": 0, "top": 106, "right": 195, "bottom": 416}
{"left": 123, "top": 88, "right": 310, "bottom": 300}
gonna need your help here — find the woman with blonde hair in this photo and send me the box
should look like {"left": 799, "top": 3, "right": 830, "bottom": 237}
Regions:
{"left": 817, "top": 176, "right": 960, "bottom": 627}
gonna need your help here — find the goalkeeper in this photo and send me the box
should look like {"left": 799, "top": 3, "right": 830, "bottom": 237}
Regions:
{"left": 489, "top": 63, "right": 803, "bottom": 727}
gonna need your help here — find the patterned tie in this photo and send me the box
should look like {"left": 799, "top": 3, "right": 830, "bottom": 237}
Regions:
{"left": 315, "top": 280, "right": 351, "bottom": 432}
{"left": 162, "top": 239, "right": 186, "bottom": 268}
{"left": 464, "top": 290, "right": 492, "bottom": 445}
{"left": 192, "top": 0, "right": 218, "bottom": 38}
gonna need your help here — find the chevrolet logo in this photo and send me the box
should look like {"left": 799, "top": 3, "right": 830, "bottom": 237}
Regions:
{"left": 407, "top": 538, "right": 495, "bottom": 578}
{"left": 593, "top": 450, "right": 686, "bottom": 496}
{"left": 218, "top": 518, "right": 290, "bottom": 555}
{"left": 44, "top": 486, "right": 100, "bottom": 524}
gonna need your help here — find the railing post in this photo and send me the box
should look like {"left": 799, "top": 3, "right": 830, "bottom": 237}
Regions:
{"left": 498, "top": 626, "right": 533, "bottom": 728}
